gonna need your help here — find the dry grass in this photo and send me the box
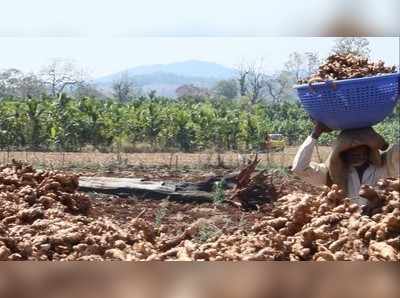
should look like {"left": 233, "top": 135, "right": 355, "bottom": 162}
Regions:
{"left": 0, "top": 146, "right": 331, "bottom": 170}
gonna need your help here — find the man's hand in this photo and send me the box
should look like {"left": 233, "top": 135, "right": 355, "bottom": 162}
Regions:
{"left": 312, "top": 121, "right": 332, "bottom": 139}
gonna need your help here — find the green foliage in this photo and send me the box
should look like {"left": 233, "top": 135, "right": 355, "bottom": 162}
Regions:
{"left": 194, "top": 223, "right": 221, "bottom": 243}
{"left": 0, "top": 96, "right": 397, "bottom": 152}
{"left": 213, "top": 79, "right": 238, "bottom": 100}
{"left": 212, "top": 181, "right": 226, "bottom": 205}
{"left": 154, "top": 206, "right": 168, "bottom": 228}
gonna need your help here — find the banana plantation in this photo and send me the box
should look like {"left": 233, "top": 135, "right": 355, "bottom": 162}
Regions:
{"left": 0, "top": 95, "right": 398, "bottom": 153}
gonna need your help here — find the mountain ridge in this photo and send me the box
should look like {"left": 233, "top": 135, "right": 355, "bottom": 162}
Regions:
{"left": 96, "top": 60, "right": 235, "bottom": 81}
{"left": 94, "top": 60, "right": 236, "bottom": 96}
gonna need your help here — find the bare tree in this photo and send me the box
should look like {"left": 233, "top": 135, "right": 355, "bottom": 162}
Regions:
{"left": 264, "top": 71, "right": 292, "bottom": 103}
{"left": 304, "top": 52, "right": 321, "bottom": 77}
{"left": 19, "top": 74, "right": 46, "bottom": 98}
{"left": 0, "top": 68, "right": 22, "bottom": 98}
{"left": 284, "top": 52, "right": 303, "bottom": 82}
{"left": 73, "top": 83, "right": 105, "bottom": 99}
{"left": 247, "top": 61, "right": 266, "bottom": 105}
{"left": 331, "top": 37, "right": 371, "bottom": 58}
{"left": 40, "top": 59, "right": 86, "bottom": 98}
{"left": 175, "top": 84, "right": 210, "bottom": 99}
{"left": 235, "top": 60, "right": 268, "bottom": 104}
{"left": 112, "top": 72, "right": 136, "bottom": 102}
{"left": 285, "top": 52, "right": 320, "bottom": 81}
{"left": 0, "top": 69, "right": 45, "bottom": 99}
{"left": 235, "top": 63, "right": 249, "bottom": 97}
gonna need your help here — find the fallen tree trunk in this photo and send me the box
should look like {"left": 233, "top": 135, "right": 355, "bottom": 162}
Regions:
{"left": 78, "top": 176, "right": 214, "bottom": 203}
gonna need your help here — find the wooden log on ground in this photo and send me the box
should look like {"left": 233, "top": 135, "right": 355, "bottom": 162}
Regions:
{"left": 79, "top": 176, "right": 214, "bottom": 203}
{"left": 174, "top": 172, "right": 239, "bottom": 192}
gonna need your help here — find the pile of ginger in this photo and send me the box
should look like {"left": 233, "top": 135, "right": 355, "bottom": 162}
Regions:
{"left": 298, "top": 53, "right": 397, "bottom": 84}
{"left": 0, "top": 160, "right": 398, "bottom": 261}
{"left": 158, "top": 178, "right": 399, "bottom": 261}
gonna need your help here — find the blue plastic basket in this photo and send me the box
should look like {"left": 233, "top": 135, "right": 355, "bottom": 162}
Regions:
{"left": 294, "top": 73, "right": 400, "bottom": 130}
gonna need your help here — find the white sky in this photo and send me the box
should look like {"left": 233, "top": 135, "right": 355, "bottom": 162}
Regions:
{"left": 0, "top": 0, "right": 398, "bottom": 36}
{"left": 0, "top": 0, "right": 398, "bottom": 78}
{"left": 0, "top": 37, "right": 398, "bottom": 78}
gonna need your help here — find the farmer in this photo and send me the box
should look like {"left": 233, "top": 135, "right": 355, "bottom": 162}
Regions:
{"left": 292, "top": 122, "right": 399, "bottom": 205}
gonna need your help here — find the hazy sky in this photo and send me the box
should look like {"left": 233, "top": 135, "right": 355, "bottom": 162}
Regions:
{"left": 1, "top": 0, "right": 398, "bottom": 36}
{"left": 1, "top": 1, "right": 399, "bottom": 78}
{"left": 0, "top": 37, "right": 398, "bottom": 78}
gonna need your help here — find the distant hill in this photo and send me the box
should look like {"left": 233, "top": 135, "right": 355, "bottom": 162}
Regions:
{"left": 94, "top": 60, "right": 236, "bottom": 97}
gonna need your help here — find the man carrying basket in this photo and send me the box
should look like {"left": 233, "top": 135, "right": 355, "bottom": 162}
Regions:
{"left": 292, "top": 122, "right": 399, "bottom": 206}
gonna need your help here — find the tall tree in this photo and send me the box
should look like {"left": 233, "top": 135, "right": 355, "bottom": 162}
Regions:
{"left": 148, "top": 89, "right": 157, "bottom": 100}
{"left": 19, "top": 74, "right": 46, "bottom": 98}
{"left": 264, "top": 71, "right": 293, "bottom": 103}
{"left": 284, "top": 52, "right": 303, "bottom": 81}
{"left": 112, "top": 73, "right": 136, "bottom": 103}
{"left": 213, "top": 79, "right": 238, "bottom": 100}
{"left": 0, "top": 69, "right": 45, "bottom": 99}
{"left": 40, "top": 59, "right": 85, "bottom": 98}
{"left": 304, "top": 52, "right": 321, "bottom": 78}
{"left": 285, "top": 52, "right": 320, "bottom": 81}
{"left": 175, "top": 84, "right": 210, "bottom": 99}
{"left": 331, "top": 37, "right": 371, "bottom": 57}
{"left": 235, "top": 63, "right": 249, "bottom": 97}
{"left": 73, "top": 83, "right": 105, "bottom": 99}
{"left": 246, "top": 61, "right": 266, "bottom": 104}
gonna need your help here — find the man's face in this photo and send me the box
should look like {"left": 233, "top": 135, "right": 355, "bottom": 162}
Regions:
{"left": 343, "top": 145, "right": 369, "bottom": 167}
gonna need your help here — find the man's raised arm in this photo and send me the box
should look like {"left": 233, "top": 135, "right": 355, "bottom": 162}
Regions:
{"left": 292, "top": 122, "right": 331, "bottom": 187}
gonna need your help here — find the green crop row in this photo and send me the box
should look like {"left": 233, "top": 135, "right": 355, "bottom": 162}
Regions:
{"left": 0, "top": 95, "right": 398, "bottom": 153}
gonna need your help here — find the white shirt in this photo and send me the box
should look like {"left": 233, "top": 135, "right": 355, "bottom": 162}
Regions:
{"left": 292, "top": 136, "right": 400, "bottom": 205}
